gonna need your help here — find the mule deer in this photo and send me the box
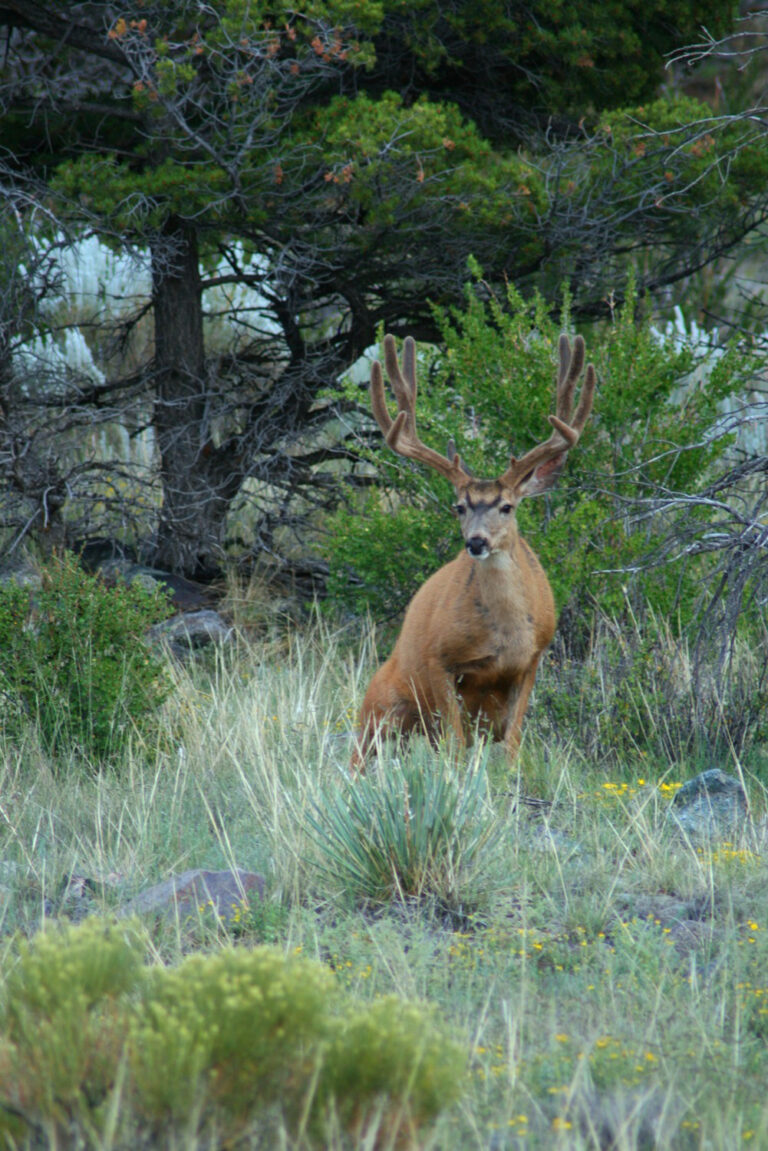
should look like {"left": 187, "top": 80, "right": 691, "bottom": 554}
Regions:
{"left": 351, "top": 333, "right": 596, "bottom": 768}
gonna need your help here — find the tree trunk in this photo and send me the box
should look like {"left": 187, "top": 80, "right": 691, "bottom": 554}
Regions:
{"left": 150, "top": 218, "right": 241, "bottom": 575}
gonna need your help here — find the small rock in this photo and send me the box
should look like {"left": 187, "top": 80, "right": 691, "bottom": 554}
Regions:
{"left": 615, "top": 892, "right": 711, "bottom": 926}
{"left": 118, "top": 868, "right": 265, "bottom": 925}
{"left": 667, "top": 919, "right": 718, "bottom": 958}
{"left": 523, "top": 823, "right": 583, "bottom": 858}
{"left": 667, "top": 769, "right": 748, "bottom": 841}
{"left": 97, "top": 561, "right": 216, "bottom": 611}
{"left": 58, "top": 873, "right": 97, "bottom": 923}
{"left": 148, "top": 609, "right": 233, "bottom": 657}
{"left": 613, "top": 893, "right": 719, "bottom": 958}
{"left": 0, "top": 560, "right": 41, "bottom": 590}
{"left": 84, "top": 547, "right": 217, "bottom": 611}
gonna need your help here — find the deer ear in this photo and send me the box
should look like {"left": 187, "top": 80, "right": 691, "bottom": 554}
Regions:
{"left": 516, "top": 451, "right": 567, "bottom": 498}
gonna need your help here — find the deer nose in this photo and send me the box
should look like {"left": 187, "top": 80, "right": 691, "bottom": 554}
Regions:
{"left": 466, "top": 536, "right": 489, "bottom": 558}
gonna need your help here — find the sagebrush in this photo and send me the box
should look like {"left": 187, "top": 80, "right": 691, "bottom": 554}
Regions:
{"left": 0, "top": 918, "right": 465, "bottom": 1148}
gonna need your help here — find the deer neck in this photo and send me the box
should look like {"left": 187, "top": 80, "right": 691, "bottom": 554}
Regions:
{"left": 470, "top": 529, "right": 530, "bottom": 607}
{"left": 459, "top": 531, "right": 540, "bottom": 666}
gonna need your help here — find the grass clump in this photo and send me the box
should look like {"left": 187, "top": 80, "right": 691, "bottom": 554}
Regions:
{"left": 307, "top": 743, "right": 501, "bottom": 912}
{"left": 0, "top": 552, "right": 172, "bottom": 763}
{"left": 535, "top": 609, "right": 768, "bottom": 766}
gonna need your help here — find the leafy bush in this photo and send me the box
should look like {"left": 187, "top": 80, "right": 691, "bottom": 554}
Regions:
{"left": 307, "top": 746, "right": 501, "bottom": 910}
{"left": 0, "top": 918, "right": 466, "bottom": 1148}
{"left": 324, "top": 996, "right": 466, "bottom": 1144}
{"left": 0, "top": 552, "right": 172, "bottom": 762}
{"left": 130, "top": 945, "right": 336, "bottom": 1125}
{"left": 326, "top": 271, "right": 746, "bottom": 650}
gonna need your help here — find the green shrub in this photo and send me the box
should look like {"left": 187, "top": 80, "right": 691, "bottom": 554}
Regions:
{"left": 0, "top": 918, "right": 466, "bottom": 1148}
{"left": 0, "top": 552, "right": 172, "bottom": 762}
{"left": 130, "top": 945, "right": 337, "bottom": 1125}
{"left": 324, "top": 996, "right": 467, "bottom": 1143}
{"left": 307, "top": 745, "right": 501, "bottom": 910}
{"left": 0, "top": 919, "right": 147, "bottom": 1124}
{"left": 326, "top": 493, "right": 455, "bottom": 622}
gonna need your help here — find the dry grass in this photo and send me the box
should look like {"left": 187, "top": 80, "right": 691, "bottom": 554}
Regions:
{"left": 1, "top": 611, "right": 768, "bottom": 1148}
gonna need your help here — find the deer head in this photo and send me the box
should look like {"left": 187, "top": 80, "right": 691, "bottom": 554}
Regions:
{"left": 370, "top": 333, "right": 596, "bottom": 560}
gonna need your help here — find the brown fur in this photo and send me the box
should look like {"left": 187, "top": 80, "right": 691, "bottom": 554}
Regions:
{"left": 351, "top": 335, "right": 595, "bottom": 768}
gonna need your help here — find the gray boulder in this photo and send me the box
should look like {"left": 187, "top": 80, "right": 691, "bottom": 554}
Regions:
{"left": 119, "top": 868, "right": 265, "bottom": 926}
{"left": 148, "top": 609, "right": 234, "bottom": 657}
{"left": 667, "top": 768, "right": 749, "bottom": 841}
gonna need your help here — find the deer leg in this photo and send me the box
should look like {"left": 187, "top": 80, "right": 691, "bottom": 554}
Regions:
{"left": 502, "top": 658, "right": 541, "bottom": 760}
{"left": 423, "top": 662, "right": 467, "bottom": 751}
{"left": 351, "top": 686, "right": 423, "bottom": 771}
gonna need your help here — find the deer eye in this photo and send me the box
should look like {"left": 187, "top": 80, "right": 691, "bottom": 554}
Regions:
{"left": 500, "top": 503, "right": 513, "bottom": 515}
{"left": 454, "top": 503, "right": 466, "bottom": 515}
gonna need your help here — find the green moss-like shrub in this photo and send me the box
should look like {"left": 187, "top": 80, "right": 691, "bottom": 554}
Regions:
{"left": 0, "top": 918, "right": 466, "bottom": 1148}
{"left": 129, "top": 945, "right": 337, "bottom": 1125}
{"left": 0, "top": 919, "right": 146, "bottom": 1125}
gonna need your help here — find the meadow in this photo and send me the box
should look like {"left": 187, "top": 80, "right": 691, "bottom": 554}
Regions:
{"left": 0, "top": 586, "right": 767, "bottom": 1150}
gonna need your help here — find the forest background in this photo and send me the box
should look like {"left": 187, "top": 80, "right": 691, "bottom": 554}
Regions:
{"left": 0, "top": 0, "right": 765, "bottom": 630}
{"left": 0, "top": 0, "right": 767, "bottom": 759}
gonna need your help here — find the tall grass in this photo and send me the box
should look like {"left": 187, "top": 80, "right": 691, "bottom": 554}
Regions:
{"left": 0, "top": 610, "right": 767, "bottom": 1147}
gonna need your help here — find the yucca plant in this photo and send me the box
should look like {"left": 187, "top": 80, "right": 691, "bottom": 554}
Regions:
{"left": 307, "top": 743, "right": 502, "bottom": 910}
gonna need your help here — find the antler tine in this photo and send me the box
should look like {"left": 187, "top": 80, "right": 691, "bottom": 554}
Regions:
{"left": 558, "top": 332, "right": 584, "bottom": 390}
{"left": 548, "top": 334, "right": 596, "bottom": 443}
{"left": 383, "top": 333, "right": 416, "bottom": 412}
{"left": 370, "top": 334, "right": 468, "bottom": 484}
{"left": 370, "top": 358, "right": 394, "bottom": 438}
{"left": 565, "top": 359, "right": 596, "bottom": 434}
{"left": 502, "top": 334, "right": 596, "bottom": 485}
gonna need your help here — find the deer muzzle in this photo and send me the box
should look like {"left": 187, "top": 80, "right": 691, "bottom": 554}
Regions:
{"left": 466, "top": 535, "right": 490, "bottom": 559}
